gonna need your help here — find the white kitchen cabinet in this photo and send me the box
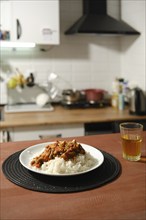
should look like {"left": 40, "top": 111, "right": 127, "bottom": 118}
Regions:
{"left": 0, "top": 0, "right": 59, "bottom": 45}
{"left": 0, "top": 1, "right": 12, "bottom": 34}
{"left": 12, "top": 124, "right": 84, "bottom": 141}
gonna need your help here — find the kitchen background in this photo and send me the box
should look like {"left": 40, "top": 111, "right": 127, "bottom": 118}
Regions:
{"left": 0, "top": 0, "right": 145, "bottom": 103}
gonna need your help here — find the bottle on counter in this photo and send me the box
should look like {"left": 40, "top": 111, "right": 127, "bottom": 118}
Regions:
{"left": 111, "top": 78, "right": 119, "bottom": 109}
{"left": 118, "top": 78, "right": 125, "bottom": 111}
{"left": 111, "top": 78, "right": 125, "bottom": 110}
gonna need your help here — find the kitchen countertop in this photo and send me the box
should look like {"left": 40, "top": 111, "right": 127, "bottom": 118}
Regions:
{"left": 0, "top": 105, "right": 146, "bottom": 129}
{"left": 1, "top": 133, "right": 146, "bottom": 220}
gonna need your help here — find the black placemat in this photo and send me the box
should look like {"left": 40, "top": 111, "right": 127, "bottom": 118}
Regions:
{"left": 2, "top": 150, "right": 121, "bottom": 193}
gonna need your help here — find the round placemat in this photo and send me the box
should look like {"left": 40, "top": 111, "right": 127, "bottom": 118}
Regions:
{"left": 2, "top": 149, "right": 121, "bottom": 193}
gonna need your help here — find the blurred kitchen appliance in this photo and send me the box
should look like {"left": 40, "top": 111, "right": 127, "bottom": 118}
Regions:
{"left": 129, "top": 87, "right": 146, "bottom": 115}
{"left": 62, "top": 89, "right": 109, "bottom": 109}
{"left": 6, "top": 85, "right": 54, "bottom": 112}
{"left": 65, "top": 0, "right": 140, "bottom": 35}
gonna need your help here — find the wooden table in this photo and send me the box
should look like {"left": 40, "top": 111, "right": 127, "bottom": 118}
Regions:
{"left": 1, "top": 133, "right": 146, "bottom": 220}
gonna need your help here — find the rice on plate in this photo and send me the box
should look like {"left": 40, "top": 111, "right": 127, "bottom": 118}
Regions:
{"left": 40, "top": 152, "right": 97, "bottom": 174}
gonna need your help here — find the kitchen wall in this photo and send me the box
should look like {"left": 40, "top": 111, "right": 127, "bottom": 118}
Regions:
{"left": 121, "top": 0, "right": 145, "bottom": 90}
{"left": 1, "top": 0, "right": 145, "bottom": 96}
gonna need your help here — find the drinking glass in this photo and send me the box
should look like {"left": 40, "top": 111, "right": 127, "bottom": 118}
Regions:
{"left": 120, "top": 122, "right": 143, "bottom": 161}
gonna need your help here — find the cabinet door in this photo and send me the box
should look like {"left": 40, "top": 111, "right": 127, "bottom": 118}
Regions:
{"left": 13, "top": 124, "right": 84, "bottom": 141}
{"left": 11, "top": 0, "right": 59, "bottom": 44}
{"left": 0, "top": 1, "right": 12, "bottom": 40}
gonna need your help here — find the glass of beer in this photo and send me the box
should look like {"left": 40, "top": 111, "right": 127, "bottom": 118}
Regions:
{"left": 120, "top": 122, "right": 143, "bottom": 161}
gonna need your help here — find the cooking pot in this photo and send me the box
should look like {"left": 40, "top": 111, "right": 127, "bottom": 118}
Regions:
{"left": 62, "top": 89, "right": 83, "bottom": 103}
{"left": 83, "top": 89, "right": 106, "bottom": 103}
{"left": 129, "top": 87, "right": 146, "bottom": 115}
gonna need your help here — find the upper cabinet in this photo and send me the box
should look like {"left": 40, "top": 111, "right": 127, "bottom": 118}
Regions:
{"left": 0, "top": 0, "right": 60, "bottom": 45}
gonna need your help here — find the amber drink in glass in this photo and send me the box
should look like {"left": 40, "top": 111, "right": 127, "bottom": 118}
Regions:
{"left": 120, "top": 122, "right": 143, "bottom": 161}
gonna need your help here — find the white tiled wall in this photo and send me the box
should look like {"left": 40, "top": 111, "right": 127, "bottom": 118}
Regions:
{"left": 1, "top": 0, "right": 145, "bottom": 96}
{"left": 120, "top": 0, "right": 146, "bottom": 90}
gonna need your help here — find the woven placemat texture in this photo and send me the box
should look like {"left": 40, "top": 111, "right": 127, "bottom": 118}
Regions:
{"left": 2, "top": 150, "right": 121, "bottom": 193}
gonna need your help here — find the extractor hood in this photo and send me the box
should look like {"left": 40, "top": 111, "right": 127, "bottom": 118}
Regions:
{"left": 65, "top": 0, "right": 140, "bottom": 35}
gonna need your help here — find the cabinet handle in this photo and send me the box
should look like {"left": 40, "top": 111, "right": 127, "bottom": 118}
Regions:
{"left": 7, "top": 131, "right": 11, "bottom": 142}
{"left": 1, "top": 130, "right": 11, "bottom": 142}
{"left": 16, "top": 19, "right": 22, "bottom": 39}
{"left": 39, "top": 134, "right": 62, "bottom": 139}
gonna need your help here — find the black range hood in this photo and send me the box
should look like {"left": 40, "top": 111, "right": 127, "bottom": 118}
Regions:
{"left": 65, "top": 0, "right": 140, "bottom": 35}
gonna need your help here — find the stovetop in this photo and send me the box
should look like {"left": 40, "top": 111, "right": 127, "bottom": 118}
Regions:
{"left": 61, "top": 101, "right": 108, "bottom": 109}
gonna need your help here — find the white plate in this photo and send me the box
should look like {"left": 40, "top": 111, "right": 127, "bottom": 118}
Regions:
{"left": 19, "top": 142, "right": 104, "bottom": 176}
